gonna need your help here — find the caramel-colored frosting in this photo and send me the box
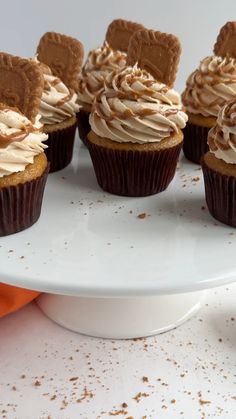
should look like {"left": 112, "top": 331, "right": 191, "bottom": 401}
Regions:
{"left": 0, "top": 107, "right": 47, "bottom": 178}
{"left": 90, "top": 65, "right": 188, "bottom": 143}
{"left": 77, "top": 42, "right": 127, "bottom": 106}
{"left": 182, "top": 56, "right": 236, "bottom": 117}
{"left": 208, "top": 99, "right": 236, "bottom": 164}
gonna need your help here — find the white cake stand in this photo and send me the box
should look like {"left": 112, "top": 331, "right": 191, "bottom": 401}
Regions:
{"left": 1, "top": 139, "right": 235, "bottom": 338}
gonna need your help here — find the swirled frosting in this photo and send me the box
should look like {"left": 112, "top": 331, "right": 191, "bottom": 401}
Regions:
{"left": 90, "top": 66, "right": 188, "bottom": 143}
{"left": 208, "top": 99, "right": 236, "bottom": 164}
{"left": 182, "top": 56, "right": 236, "bottom": 117}
{"left": 31, "top": 57, "right": 80, "bottom": 125}
{"left": 40, "top": 72, "right": 80, "bottom": 125}
{"left": 77, "top": 42, "right": 127, "bottom": 106}
{"left": 0, "top": 106, "right": 48, "bottom": 178}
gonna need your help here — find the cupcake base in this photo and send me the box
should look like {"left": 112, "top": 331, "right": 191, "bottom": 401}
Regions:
{"left": 44, "top": 116, "right": 77, "bottom": 173}
{"left": 76, "top": 108, "right": 91, "bottom": 145}
{"left": 87, "top": 130, "right": 183, "bottom": 197}
{"left": 0, "top": 154, "right": 49, "bottom": 236}
{"left": 201, "top": 152, "right": 236, "bottom": 227}
{"left": 183, "top": 114, "right": 216, "bottom": 164}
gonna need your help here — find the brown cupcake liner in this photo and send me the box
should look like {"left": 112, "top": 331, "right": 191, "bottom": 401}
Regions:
{"left": 201, "top": 159, "right": 236, "bottom": 227}
{"left": 76, "top": 109, "right": 91, "bottom": 146}
{"left": 0, "top": 165, "right": 49, "bottom": 236}
{"left": 45, "top": 122, "right": 77, "bottom": 173}
{"left": 183, "top": 122, "right": 210, "bottom": 164}
{"left": 87, "top": 140, "right": 182, "bottom": 197}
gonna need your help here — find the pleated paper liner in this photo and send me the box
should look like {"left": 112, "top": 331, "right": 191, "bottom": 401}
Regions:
{"left": 183, "top": 122, "right": 210, "bottom": 164}
{"left": 44, "top": 121, "right": 77, "bottom": 173}
{"left": 76, "top": 109, "right": 91, "bottom": 146}
{"left": 87, "top": 137, "right": 183, "bottom": 197}
{"left": 201, "top": 158, "right": 236, "bottom": 227}
{"left": 0, "top": 164, "right": 49, "bottom": 236}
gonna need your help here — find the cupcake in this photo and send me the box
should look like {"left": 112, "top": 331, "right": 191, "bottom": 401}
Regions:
{"left": 36, "top": 32, "right": 84, "bottom": 172}
{"left": 0, "top": 53, "right": 49, "bottom": 236}
{"left": 201, "top": 99, "right": 236, "bottom": 227}
{"left": 77, "top": 19, "right": 144, "bottom": 144}
{"left": 87, "top": 30, "right": 188, "bottom": 197}
{"left": 182, "top": 21, "right": 236, "bottom": 164}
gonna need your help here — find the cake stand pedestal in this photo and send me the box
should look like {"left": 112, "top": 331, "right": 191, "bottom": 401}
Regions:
{"left": 37, "top": 290, "right": 206, "bottom": 339}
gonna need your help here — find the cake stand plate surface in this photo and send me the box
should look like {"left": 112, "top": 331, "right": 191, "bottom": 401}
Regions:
{"left": 1, "top": 138, "right": 235, "bottom": 338}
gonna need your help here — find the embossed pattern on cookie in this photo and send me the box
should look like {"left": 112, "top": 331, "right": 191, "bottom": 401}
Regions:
{"left": 105, "top": 19, "right": 145, "bottom": 52}
{"left": 214, "top": 21, "right": 236, "bottom": 58}
{"left": 127, "top": 29, "right": 181, "bottom": 87}
{"left": 37, "top": 32, "right": 84, "bottom": 91}
{"left": 0, "top": 52, "right": 44, "bottom": 121}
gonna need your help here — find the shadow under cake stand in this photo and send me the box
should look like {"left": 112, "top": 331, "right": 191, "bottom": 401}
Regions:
{"left": 1, "top": 141, "right": 235, "bottom": 339}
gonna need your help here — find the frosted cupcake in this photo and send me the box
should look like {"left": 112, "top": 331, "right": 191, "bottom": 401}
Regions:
{"left": 0, "top": 52, "right": 49, "bottom": 236}
{"left": 77, "top": 19, "right": 144, "bottom": 143}
{"left": 36, "top": 32, "right": 84, "bottom": 171}
{"left": 182, "top": 21, "right": 236, "bottom": 164}
{"left": 87, "top": 30, "right": 188, "bottom": 197}
{"left": 202, "top": 99, "right": 236, "bottom": 227}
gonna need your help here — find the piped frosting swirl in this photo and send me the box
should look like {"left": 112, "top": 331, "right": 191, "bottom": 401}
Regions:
{"left": 208, "top": 99, "right": 236, "bottom": 164}
{"left": 182, "top": 55, "right": 236, "bottom": 117}
{"left": 32, "top": 58, "right": 80, "bottom": 125}
{"left": 77, "top": 42, "right": 127, "bottom": 106}
{"left": 90, "top": 65, "right": 188, "bottom": 144}
{"left": 0, "top": 105, "right": 47, "bottom": 178}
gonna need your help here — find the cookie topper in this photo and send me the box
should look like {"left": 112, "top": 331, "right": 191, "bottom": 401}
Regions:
{"left": 127, "top": 29, "right": 181, "bottom": 87}
{"left": 37, "top": 32, "right": 84, "bottom": 91}
{"left": 0, "top": 52, "right": 44, "bottom": 121}
{"left": 105, "top": 19, "right": 145, "bottom": 52}
{"left": 214, "top": 21, "right": 236, "bottom": 59}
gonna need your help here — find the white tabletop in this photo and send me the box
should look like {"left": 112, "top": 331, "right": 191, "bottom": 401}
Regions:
{"left": 0, "top": 284, "right": 236, "bottom": 419}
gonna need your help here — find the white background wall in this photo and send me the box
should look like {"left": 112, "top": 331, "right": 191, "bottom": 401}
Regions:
{"left": 1, "top": 0, "right": 236, "bottom": 91}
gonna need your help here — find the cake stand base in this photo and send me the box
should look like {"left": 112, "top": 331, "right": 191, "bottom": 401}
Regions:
{"left": 36, "top": 290, "right": 206, "bottom": 339}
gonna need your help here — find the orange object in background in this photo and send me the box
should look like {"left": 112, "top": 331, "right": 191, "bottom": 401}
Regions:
{"left": 0, "top": 284, "right": 40, "bottom": 318}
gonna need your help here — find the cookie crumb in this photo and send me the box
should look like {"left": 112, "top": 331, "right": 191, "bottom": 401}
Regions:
{"left": 33, "top": 380, "right": 41, "bottom": 387}
{"left": 109, "top": 409, "right": 128, "bottom": 416}
{"left": 138, "top": 213, "right": 146, "bottom": 219}
{"left": 199, "top": 399, "right": 211, "bottom": 405}
{"left": 133, "top": 392, "right": 149, "bottom": 402}
{"left": 142, "top": 376, "right": 149, "bottom": 383}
